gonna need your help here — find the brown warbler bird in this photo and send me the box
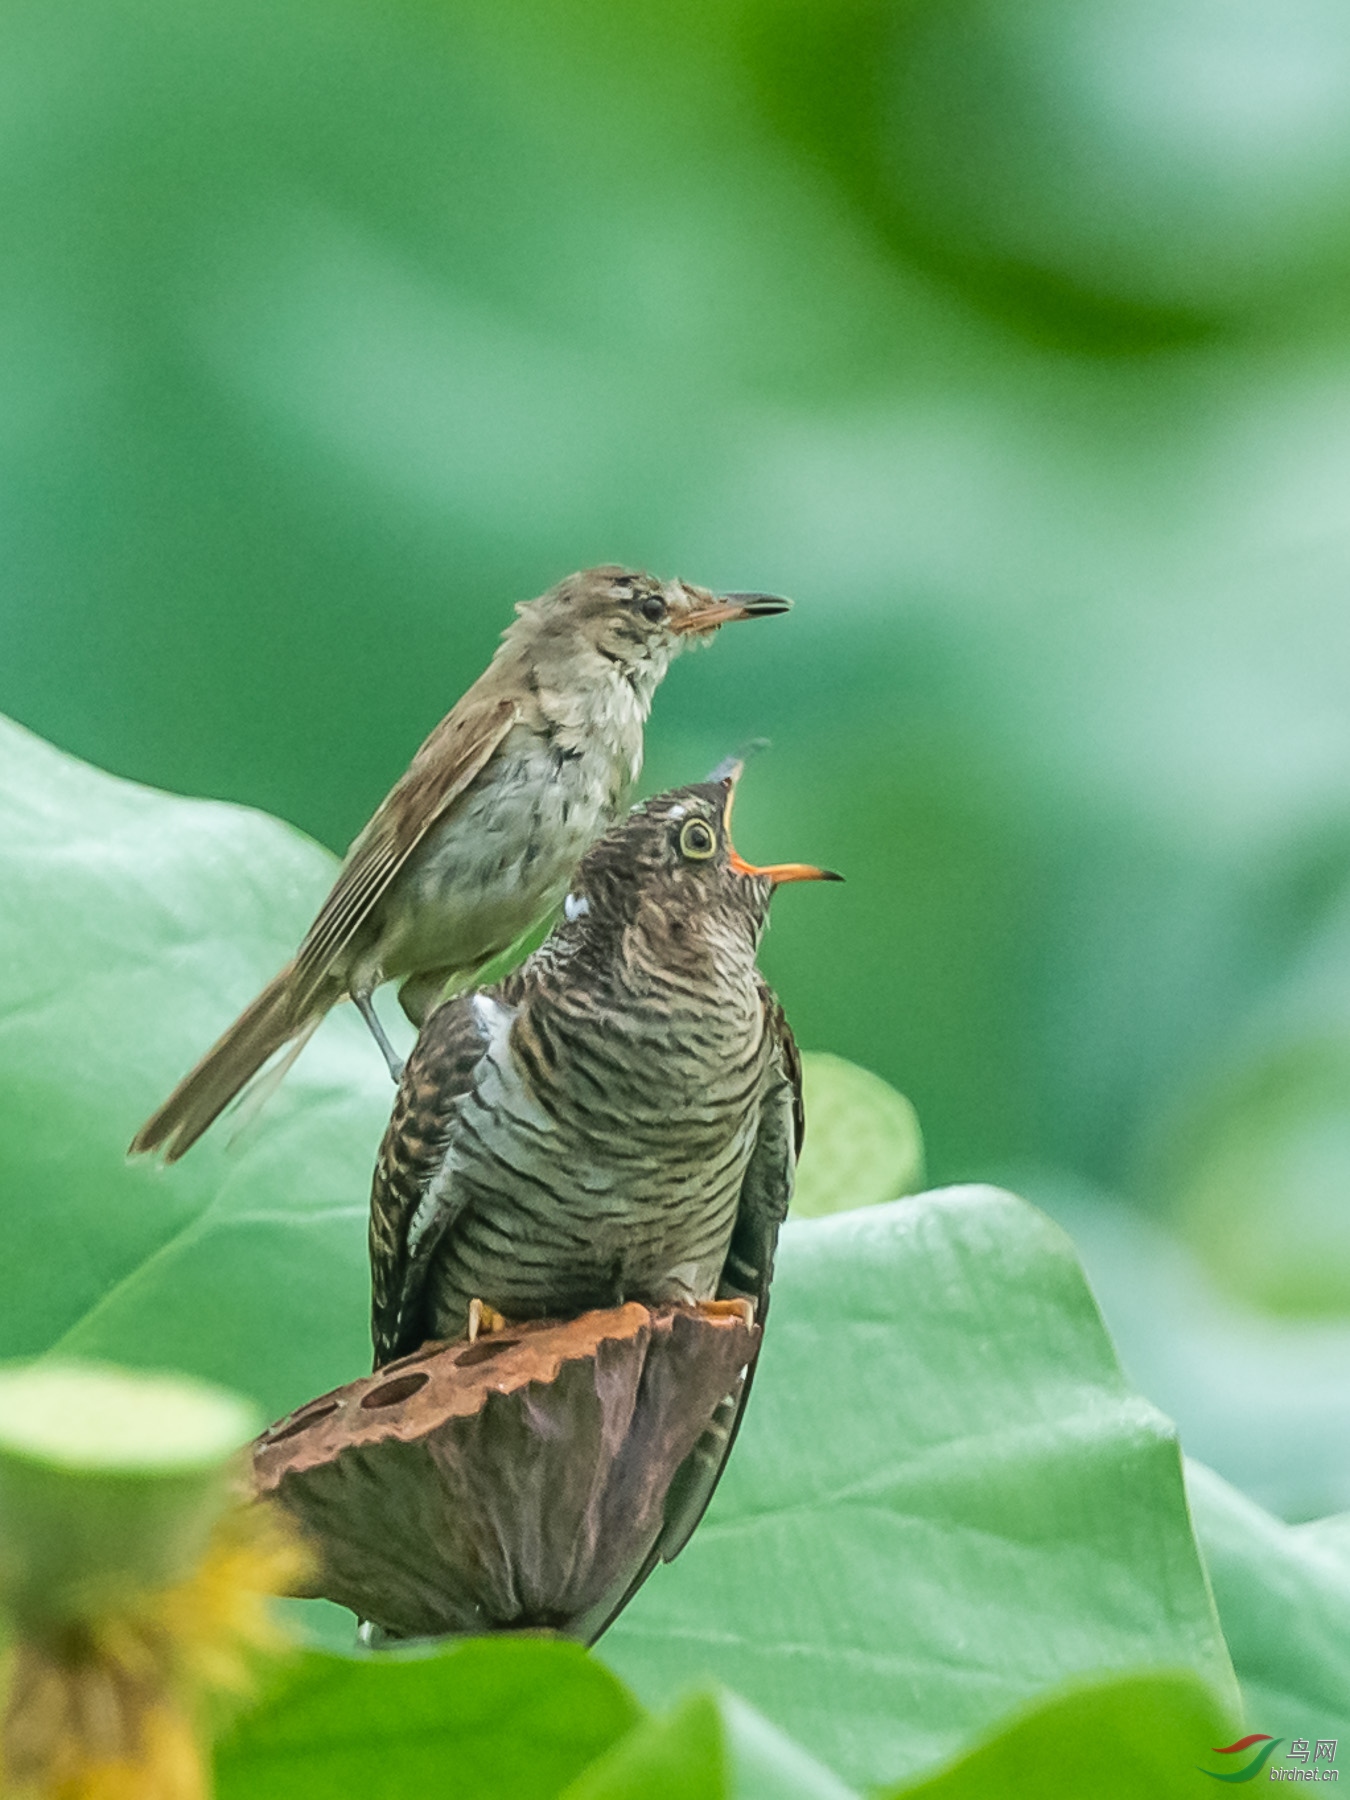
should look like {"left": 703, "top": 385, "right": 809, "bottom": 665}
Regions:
{"left": 130, "top": 568, "right": 789, "bottom": 1161}
{"left": 367, "top": 766, "right": 839, "bottom": 1599}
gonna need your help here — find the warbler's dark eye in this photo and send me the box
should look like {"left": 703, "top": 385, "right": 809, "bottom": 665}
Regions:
{"left": 640, "top": 595, "right": 667, "bottom": 624}
{"left": 679, "top": 818, "right": 717, "bottom": 860}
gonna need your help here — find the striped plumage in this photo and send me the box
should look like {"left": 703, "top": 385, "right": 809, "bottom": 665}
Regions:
{"left": 369, "top": 774, "right": 822, "bottom": 1358}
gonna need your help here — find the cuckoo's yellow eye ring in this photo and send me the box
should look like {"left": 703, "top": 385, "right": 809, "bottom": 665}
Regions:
{"left": 679, "top": 818, "right": 717, "bottom": 860}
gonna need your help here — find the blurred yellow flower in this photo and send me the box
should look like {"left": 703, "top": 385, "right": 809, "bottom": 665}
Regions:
{"left": 0, "top": 1364, "right": 305, "bottom": 1800}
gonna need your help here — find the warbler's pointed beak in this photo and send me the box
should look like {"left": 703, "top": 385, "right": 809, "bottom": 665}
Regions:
{"left": 728, "top": 849, "right": 844, "bottom": 884}
{"left": 671, "top": 592, "right": 793, "bottom": 635}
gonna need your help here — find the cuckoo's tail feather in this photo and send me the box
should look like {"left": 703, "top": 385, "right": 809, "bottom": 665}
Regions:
{"left": 129, "top": 964, "right": 327, "bottom": 1163}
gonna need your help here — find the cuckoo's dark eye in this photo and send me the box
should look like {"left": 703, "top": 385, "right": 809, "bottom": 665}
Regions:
{"left": 640, "top": 595, "right": 667, "bottom": 624}
{"left": 679, "top": 818, "right": 717, "bottom": 860}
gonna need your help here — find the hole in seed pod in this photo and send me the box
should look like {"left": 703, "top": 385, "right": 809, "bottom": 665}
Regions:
{"left": 360, "top": 1372, "right": 429, "bottom": 1408}
{"left": 267, "top": 1400, "right": 340, "bottom": 1441}
{"left": 455, "top": 1337, "right": 521, "bottom": 1367}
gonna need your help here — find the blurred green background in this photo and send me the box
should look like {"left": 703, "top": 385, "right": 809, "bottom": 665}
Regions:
{"left": 7, "top": 0, "right": 1350, "bottom": 1513}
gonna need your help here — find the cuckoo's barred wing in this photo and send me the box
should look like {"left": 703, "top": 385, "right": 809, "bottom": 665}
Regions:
{"left": 368, "top": 994, "right": 491, "bottom": 1367}
{"left": 579, "top": 984, "right": 803, "bottom": 1643}
{"left": 293, "top": 695, "right": 518, "bottom": 1004}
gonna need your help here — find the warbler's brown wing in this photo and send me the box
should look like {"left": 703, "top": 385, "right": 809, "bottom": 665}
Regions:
{"left": 128, "top": 693, "right": 519, "bottom": 1164}
{"left": 579, "top": 984, "right": 802, "bottom": 1644}
{"left": 368, "top": 994, "right": 492, "bottom": 1368}
{"left": 292, "top": 693, "right": 519, "bottom": 1006}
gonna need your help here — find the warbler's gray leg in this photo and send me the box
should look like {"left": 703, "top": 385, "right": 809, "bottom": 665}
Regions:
{"left": 355, "top": 992, "right": 405, "bottom": 1082}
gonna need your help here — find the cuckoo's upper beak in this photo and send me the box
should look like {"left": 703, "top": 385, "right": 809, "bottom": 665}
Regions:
{"left": 718, "top": 764, "right": 843, "bottom": 884}
{"left": 671, "top": 592, "right": 793, "bottom": 635}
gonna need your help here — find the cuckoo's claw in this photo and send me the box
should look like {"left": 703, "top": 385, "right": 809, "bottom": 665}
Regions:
{"left": 466, "top": 1298, "right": 511, "bottom": 1344}
{"left": 697, "top": 1297, "right": 756, "bottom": 1328}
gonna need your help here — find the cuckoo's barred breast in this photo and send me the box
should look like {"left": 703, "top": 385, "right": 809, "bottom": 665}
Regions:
{"left": 421, "top": 965, "right": 771, "bottom": 1340}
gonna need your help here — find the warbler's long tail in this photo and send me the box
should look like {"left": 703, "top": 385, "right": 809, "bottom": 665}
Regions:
{"left": 129, "top": 964, "right": 331, "bottom": 1162}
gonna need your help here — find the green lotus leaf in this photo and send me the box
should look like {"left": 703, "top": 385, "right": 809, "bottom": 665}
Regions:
{"left": 214, "top": 1637, "right": 640, "bottom": 1800}
{"left": 879, "top": 1670, "right": 1239, "bottom": 1798}
{"left": 601, "top": 1189, "right": 1241, "bottom": 1789}
{"left": 0, "top": 713, "right": 385, "bottom": 1418}
{"left": 562, "top": 1689, "right": 857, "bottom": 1800}
{"left": 1188, "top": 1460, "right": 1350, "bottom": 1745}
{"left": 791, "top": 1052, "right": 924, "bottom": 1218}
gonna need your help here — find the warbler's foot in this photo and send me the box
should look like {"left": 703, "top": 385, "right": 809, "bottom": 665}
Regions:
{"left": 696, "top": 1298, "right": 756, "bottom": 1328}
{"left": 466, "top": 1298, "right": 511, "bottom": 1344}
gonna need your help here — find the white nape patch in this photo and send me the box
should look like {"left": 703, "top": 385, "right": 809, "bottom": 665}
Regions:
{"left": 667, "top": 804, "right": 687, "bottom": 819}
{"left": 564, "top": 892, "right": 590, "bottom": 922}
{"left": 472, "top": 992, "right": 509, "bottom": 1035}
